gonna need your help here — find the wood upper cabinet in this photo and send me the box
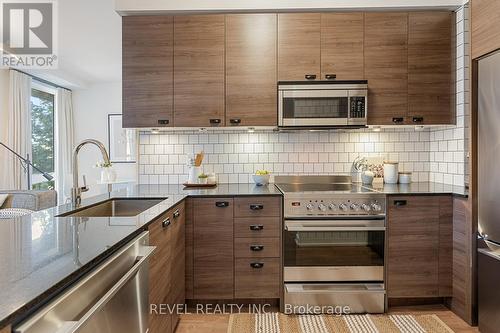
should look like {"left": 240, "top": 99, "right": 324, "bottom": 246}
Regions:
{"left": 122, "top": 16, "right": 173, "bottom": 128}
{"left": 387, "top": 195, "right": 452, "bottom": 298}
{"left": 408, "top": 12, "right": 455, "bottom": 125}
{"left": 174, "top": 15, "right": 225, "bottom": 127}
{"left": 321, "top": 13, "right": 365, "bottom": 80}
{"left": 193, "top": 198, "right": 234, "bottom": 299}
{"left": 225, "top": 14, "right": 277, "bottom": 126}
{"left": 278, "top": 13, "right": 321, "bottom": 81}
{"left": 365, "top": 13, "right": 409, "bottom": 125}
{"left": 472, "top": 0, "right": 500, "bottom": 59}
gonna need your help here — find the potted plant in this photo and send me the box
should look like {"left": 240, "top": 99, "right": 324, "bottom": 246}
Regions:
{"left": 198, "top": 173, "right": 209, "bottom": 184}
{"left": 95, "top": 161, "right": 116, "bottom": 182}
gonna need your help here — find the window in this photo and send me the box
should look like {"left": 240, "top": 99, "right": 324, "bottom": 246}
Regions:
{"left": 30, "top": 84, "right": 56, "bottom": 190}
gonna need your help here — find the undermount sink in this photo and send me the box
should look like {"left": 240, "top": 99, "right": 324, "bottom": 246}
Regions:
{"left": 57, "top": 198, "right": 164, "bottom": 217}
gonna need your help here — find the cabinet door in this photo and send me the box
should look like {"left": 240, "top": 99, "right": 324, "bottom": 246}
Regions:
{"left": 122, "top": 16, "right": 173, "bottom": 128}
{"left": 387, "top": 196, "right": 439, "bottom": 298}
{"left": 193, "top": 198, "right": 234, "bottom": 299}
{"left": 148, "top": 212, "right": 172, "bottom": 333}
{"left": 365, "top": 13, "right": 408, "bottom": 125}
{"left": 278, "top": 13, "right": 321, "bottom": 81}
{"left": 472, "top": 0, "right": 500, "bottom": 59}
{"left": 321, "top": 13, "right": 364, "bottom": 80}
{"left": 174, "top": 15, "right": 225, "bottom": 127}
{"left": 169, "top": 202, "right": 185, "bottom": 330}
{"left": 226, "top": 14, "right": 277, "bottom": 126}
{"left": 408, "top": 12, "right": 454, "bottom": 125}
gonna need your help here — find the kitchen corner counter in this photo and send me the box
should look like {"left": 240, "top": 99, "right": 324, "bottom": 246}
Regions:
{"left": 0, "top": 183, "right": 281, "bottom": 329}
{"left": 364, "top": 182, "right": 468, "bottom": 198}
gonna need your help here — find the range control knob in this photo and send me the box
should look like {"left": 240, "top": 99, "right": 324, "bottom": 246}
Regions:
{"left": 361, "top": 203, "right": 371, "bottom": 212}
{"left": 329, "top": 203, "right": 338, "bottom": 211}
{"left": 339, "top": 203, "right": 348, "bottom": 212}
{"left": 371, "top": 202, "right": 382, "bottom": 212}
{"left": 306, "top": 203, "right": 315, "bottom": 211}
{"left": 318, "top": 203, "right": 327, "bottom": 212}
{"left": 350, "top": 203, "right": 360, "bottom": 211}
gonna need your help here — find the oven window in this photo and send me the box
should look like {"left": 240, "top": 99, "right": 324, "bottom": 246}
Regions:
{"left": 284, "top": 230, "right": 384, "bottom": 267}
{"left": 283, "top": 97, "right": 348, "bottom": 119}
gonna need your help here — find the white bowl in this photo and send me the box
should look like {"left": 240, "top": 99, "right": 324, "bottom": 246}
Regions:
{"left": 252, "top": 174, "right": 270, "bottom": 186}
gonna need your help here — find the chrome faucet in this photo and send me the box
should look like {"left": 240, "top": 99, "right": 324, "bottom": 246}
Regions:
{"left": 71, "top": 139, "right": 110, "bottom": 206}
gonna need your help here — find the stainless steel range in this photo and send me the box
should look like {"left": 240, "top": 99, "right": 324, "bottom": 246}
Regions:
{"left": 275, "top": 175, "right": 386, "bottom": 314}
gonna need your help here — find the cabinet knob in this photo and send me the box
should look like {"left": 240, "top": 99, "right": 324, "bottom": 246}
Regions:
{"left": 249, "top": 204, "right": 264, "bottom": 210}
{"left": 230, "top": 118, "right": 241, "bottom": 125}
{"left": 304, "top": 74, "right": 317, "bottom": 80}
{"left": 393, "top": 200, "right": 407, "bottom": 207}
{"left": 325, "top": 74, "right": 337, "bottom": 80}
{"left": 392, "top": 117, "right": 404, "bottom": 124}
{"left": 209, "top": 119, "right": 221, "bottom": 125}
{"left": 215, "top": 201, "right": 229, "bottom": 208}
{"left": 249, "top": 224, "right": 264, "bottom": 231}
{"left": 413, "top": 117, "right": 424, "bottom": 123}
{"left": 158, "top": 119, "right": 169, "bottom": 125}
{"left": 162, "top": 218, "right": 171, "bottom": 228}
{"left": 250, "top": 245, "right": 264, "bottom": 251}
{"left": 250, "top": 262, "right": 264, "bottom": 269}
{"left": 173, "top": 210, "right": 180, "bottom": 218}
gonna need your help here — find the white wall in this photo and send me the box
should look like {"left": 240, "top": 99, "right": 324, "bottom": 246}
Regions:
{"left": 0, "top": 70, "right": 11, "bottom": 189}
{"left": 72, "top": 82, "right": 137, "bottom": 198}
{"left": 116, "top": 0, "right": 465, "bottom": 13}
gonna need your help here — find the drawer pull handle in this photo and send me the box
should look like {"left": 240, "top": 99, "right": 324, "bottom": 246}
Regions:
{"left": 325, "top": 74, "right": 337, "bottom": 80}
{"left": 250, "top": 245, "right": 264, "bottom": 251}
{"left": 394, "top": 200, "right": 407, "bottom": 207}
{"left": 250, "top": 262, "right": 264, "bottom": 269}
{"left": 210, "top": 118, "right": 221, "bottom": 125}
{"left": 392, "top": 117, "right": 404, "bottom": 124}
{"left": 173, "top": 210, "right": 180, "bottom": 218}
{"left": 230, "top": 118, "right": 241, "bottom": 125}
{"left": 158, "top": 119, "right": 169, "bottom": 125}
{"left": 412, "top": 117, "right": 424, "bottom": 123}
{"left": 162, "top": 218, "right": 171, "bottom": 228}
{"left": 250, "top": 204, "right": 264, "bottom": 210}
{"left": 249, "top": 225, "right": 264, "bottom": 231}
{"left": 215, "top": 201, "right": 229, "bottom": 208}
{"left": 305, "top": 74, "right": 317, "bottom": 80}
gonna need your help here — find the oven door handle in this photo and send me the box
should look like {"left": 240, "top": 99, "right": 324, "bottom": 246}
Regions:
{"left": 284, "top": 220, "right": 386, "bottom": 232}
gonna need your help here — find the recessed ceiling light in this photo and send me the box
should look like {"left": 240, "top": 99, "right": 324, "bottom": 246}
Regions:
{"left": 151, "top": 128, "right": 160, "bottom": 134}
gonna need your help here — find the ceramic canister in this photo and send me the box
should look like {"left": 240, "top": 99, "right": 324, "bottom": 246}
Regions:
{"left": 383, "top": 162, "right": 399, "bottom": 184}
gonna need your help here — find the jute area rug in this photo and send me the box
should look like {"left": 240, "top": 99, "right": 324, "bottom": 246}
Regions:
{"left": 228, "top": 313, "right": 454, "bottom": 333}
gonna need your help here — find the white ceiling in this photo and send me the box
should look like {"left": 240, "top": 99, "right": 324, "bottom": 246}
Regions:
{"left": 28, "top": 0, "right": 122, "bottom": 89}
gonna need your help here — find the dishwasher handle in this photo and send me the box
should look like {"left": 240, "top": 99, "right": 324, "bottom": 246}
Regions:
{"left": 64, "top": 245, "right": 155, "bottom": 333}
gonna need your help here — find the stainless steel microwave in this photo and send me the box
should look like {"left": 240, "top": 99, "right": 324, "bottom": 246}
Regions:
{"left": 278, "top": 80, "right": 368, "bottom": 128}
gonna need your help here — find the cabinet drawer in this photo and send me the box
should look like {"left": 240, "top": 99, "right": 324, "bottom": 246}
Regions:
{"left": 234, "top": 258, "right": 281, "bottom": 298}
{"left": 234, "top": 197, "right": 281, "bottom": 218}
{"left": 234, "top": 238, "right": 280, "bottom": 258}
{"left": 234, "top": 217, "right": 281, "bottom": 238}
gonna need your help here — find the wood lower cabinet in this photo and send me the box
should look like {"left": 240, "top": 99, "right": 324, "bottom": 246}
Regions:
{"left": 186, "top": 196, "right": 282, "bottom": 301}
{"left": 408, "top": 12, "right": 455, "bottom": 125}
{"left": 278, "top": 13, "right": 321, "bottom": 81}
{"left": 174, "top": 15, "right": 225, "bottom": 127}
{"left": 226, "top": 14, "right": 277, "bottom": 126}
{"left": 387, "top": 195, "right": 452, "bottom": 298}
{"left": 148, "top": 202, "right": 185, "bottom": 333}
{"left": 122, "top": 16, "right": 173, "bottom": 128}
{"left": 365, "top": 13, "right": 409, "bottom": 125}
{"left": 320, "top": 13, "right": 365, "bottom": 80}
{"left": 472, "top": 0, "right": 500, "bottom": 59}
{"left": 193, "top": 198, "right": 234, "bottom": 299}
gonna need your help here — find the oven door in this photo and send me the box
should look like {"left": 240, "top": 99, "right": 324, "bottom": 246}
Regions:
{"left": 279, "top": 90, "right": 350, "bottom": 126}
{"left": 284, "top": 219, "right": 385, "bottom": 282}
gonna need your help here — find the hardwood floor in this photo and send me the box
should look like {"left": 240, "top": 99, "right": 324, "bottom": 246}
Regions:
{"left": 175, "top": 305, "right": 478, "bottom": 333}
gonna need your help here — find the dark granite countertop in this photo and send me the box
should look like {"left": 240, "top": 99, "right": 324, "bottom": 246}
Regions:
{"left": 0, "top": 180, "right": 465, "bottom": 329}
{"left": 0, "top": 183, "right": 280, "bottom": 329}
{"left": 364, "top": 181, "right": 468, "bottom": 197}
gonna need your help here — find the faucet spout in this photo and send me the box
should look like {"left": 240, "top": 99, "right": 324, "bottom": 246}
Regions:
{"left": 71, "top": 139, "right": 110, "bottom": 206}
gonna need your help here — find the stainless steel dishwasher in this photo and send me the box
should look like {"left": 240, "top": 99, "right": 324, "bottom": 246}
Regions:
{"left": 15, "top": 231, "right": 155, "bottom": 333}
